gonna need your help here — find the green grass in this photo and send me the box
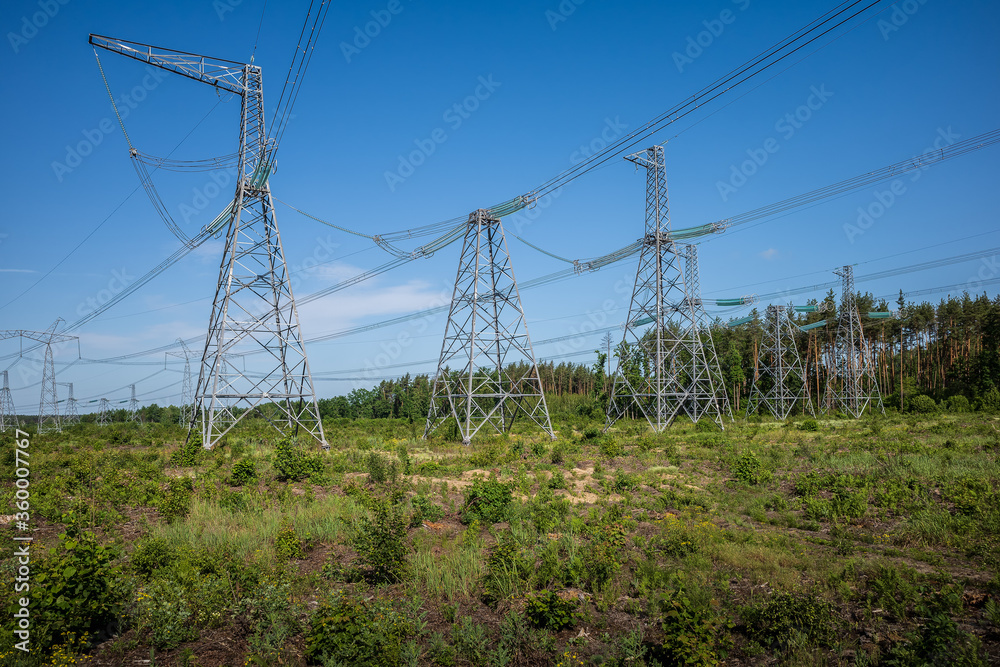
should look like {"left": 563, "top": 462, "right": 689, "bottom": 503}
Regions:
{"left": 0, "top": 412, "right": 997, "bottom": 665}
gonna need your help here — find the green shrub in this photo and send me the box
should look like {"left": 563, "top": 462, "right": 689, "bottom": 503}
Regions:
{"left": 978, "top": 387, "right": 1000, "bottom": 413}
{"left": 482, "top": 536, "right": 530, "bottom": 604}
{"left": 230, "top": 458, "right": 257, "bottom": 486}
{"left": 273, "top": 438, "right": 324, "bottom": 482}
{"left": 170, "top": 437, "right": 202, "bottom": 467}
{"left": 130, "top": 536, "right": 178, "bottom": 576}
{"left": 731, "top": 451, "right": 768, "bottom": 485}
{"left": 583, "top": 522, "right": 627, "bottom": 592}
{"left": 305, "top": 592, "right": 414, "bottom": 667}
{"left": 945, "top": 395, "right": 971, "bottom": 413}
{"left": 695, "top": 419, "right": 719, "bottom": 432}
{"left": 547, "top": 470, "right": 569, "bottom": 490}
{"left": 275, "top": 526, "right": 304, "bottom": 560}
{"left": 612, "top": 469, "right": 640, "bottom": 493}
{"left": 799, "top": 419, "right": 819, "bottom": 432}
{"left": 409, "top": 494, "right": 444, "bottom": 527}
{"left": 159, "top": 477, "right": 193, "bottom": 523}
{"left": 352, "top": 498, "right": 410, "bottom": 584}
{"left": 650, "top": 588, "right": 731, "bottom": 667}
{"left": 582, "top": 426, "right": 602, "bottom": 440}
{"left": 460, "top": 479, "right": 513, "bottom": 525}
{"left": 365, "top": 450, "right": 399, "bottom": 485}
{"left": 598, "top": 436, "right": 625, "bottom": 458}
{"left": 26, "top": 531, "right": 124, "bottom": 652}
{"left": 741, "top": 591, "right": 836, "bottom": 649}
{"left": 524, "top": 589, "right": 579, "bottom": 631}
{"left": 908, "top": 394, "right": 938, "bottom": 414}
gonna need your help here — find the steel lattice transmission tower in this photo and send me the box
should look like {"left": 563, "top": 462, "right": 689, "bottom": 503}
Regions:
{"left": 127, "top": 384, "right": 141, "bottom": 424}
{"left": 425, "top": 208, "right": 554, "bottom": 444}
{"left": 98, "top": 398, "right": 112, "bottom": 426}
{"left": 91, "top": 35, "right": 327, "bottom": 450}
{"left": 606, "top": 146, "right": 727, "bottom": 432}
{"left": 683, "top": 243, "right": 733, "bottom": 420}
{"left": 747, "top": 305, "right": 815, "bottom": 420}
{"left": 824, "top": 266, "right": 884, "bottom": 417}
{"left": 59, "top": 383, "right": 80, "bottom": 425}
{"left": 166, "top": 339, "right": 196, "bottom": 426}
{"left": 0, "top": 319, "right": 79, "bottom": 434}
{"left": 0, "top": 371, "right": 18, "bottom": 433}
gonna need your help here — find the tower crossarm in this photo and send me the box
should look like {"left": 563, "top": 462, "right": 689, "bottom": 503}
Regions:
{"left": 0, "top": 330, "right": 78, "bottom": 344}
{"left": 89, "top": 34, "right": 247, "bottom": 96}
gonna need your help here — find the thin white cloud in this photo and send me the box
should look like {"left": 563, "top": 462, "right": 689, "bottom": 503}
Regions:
{"left": 0, "top": 269, "right": 37, "bottom": 273}
{"left": 759, "top": 248, "right": 778, "bottom": 260}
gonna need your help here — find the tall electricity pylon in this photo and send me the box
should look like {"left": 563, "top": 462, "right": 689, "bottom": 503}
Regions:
{"left": 91, "top": 35, "right": 326, "bottom": 450}
{"left": 683, "top": 243, "right": 732, "bottom": 421}
{"left": 0, "top": 319, "right": 79, "bottom": 434}
{"left": 166, "top": 338, "right": 196, "bottom": 426}
{"left": 607, "top": 145, "right": 726, "bottom": 432}
{"left": 747, "top": 305, "right": 815, "bottom": 419}
{"left": 0, "top": 371, "right": 18, "bottom": 433}
{"left": 127, "top": 384, "right": 141, "bottom": 424}
{"left": 824, "top": 266, "right": 884, "bottom": 418}
{"left": 98, "top": 398, "right": 112, "bottom": 426}
{"left": 425, "top": 208, "right": 554, "bottom": 444}
{"left": 59, "top": 382, "right": 80, "bottom": 425}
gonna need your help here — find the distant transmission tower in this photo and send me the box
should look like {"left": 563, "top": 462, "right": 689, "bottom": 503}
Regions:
{"left": 607, "top": 145, "right": 726, "bottom": 432}
{"left": 747, "top": 305, "right": 815, "bottom": 419}
{"left": 425, "top": 208, "right": 554, "bottom": 444}
{"left": 0, "top": 319, "right": 79, "bottom": 434}
{"left": 0, "top": 370, "right": 18, "bottom": 433}
{"left": 825, "top": 266, "right": 884, "bottom": 417}
{"left": 98, "top": 398, "right": 112, "bottom": 426}
{"left": 59, "top": 382, "right": 80, "bottom": 425}
{"left": 91, "top": 35, "right": 326, "bottom": 450}
{"left": 682, "top": 243, "right": 732, "bottom": 420}
{"left": 166, "top": 339, "right": 196, "bottom": 426}
{"left": 127, "top": 384, "right": 141, "bottom": 424}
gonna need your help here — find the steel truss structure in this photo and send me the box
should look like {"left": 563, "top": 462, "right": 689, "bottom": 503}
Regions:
{"left": 607, "top": 146, "right": 727, "bottom": 432}
{"left": 747, "top": 305, "right": 815, "bottom": 419}
{"left": 0, "top": 371, "right": 18, "bottom": 433}
{"left": 0, "top": 319, "right": 79, "bottom": 434}
{"left": 425, "top": 209, "right": 554, "bottom": 444}
{"left": 127, "top": 384, "right": 140, "bottom": 424}
{"left": 824, "top": 265, "right": 884, "bottom": 417}
{"left": 98, "top": 398, "right": 112, "bottom": 426}
{"left": 166, "top": 338, "right": 196, "bottom": 426}
{"left": 59, "top": 383, "right": 80, "bottom": 425}
{"left": 90, "top": 35, "right": 326, "bottom": 450}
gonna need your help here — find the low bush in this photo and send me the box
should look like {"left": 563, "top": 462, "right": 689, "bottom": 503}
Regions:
{"left": 524, "top": 589, "right": 579, "bottom": 631}
{"left": 460, "top": 479, "right": 513, "bottom": 525}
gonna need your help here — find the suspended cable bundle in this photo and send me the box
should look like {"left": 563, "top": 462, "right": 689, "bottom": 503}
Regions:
{"left": 132, "top": 150, "right": 241, "bottom": 172}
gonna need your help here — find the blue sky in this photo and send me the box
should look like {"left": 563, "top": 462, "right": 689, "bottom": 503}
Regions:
{"left": 1, "top": 0, "right": 998, "bottom": 413}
